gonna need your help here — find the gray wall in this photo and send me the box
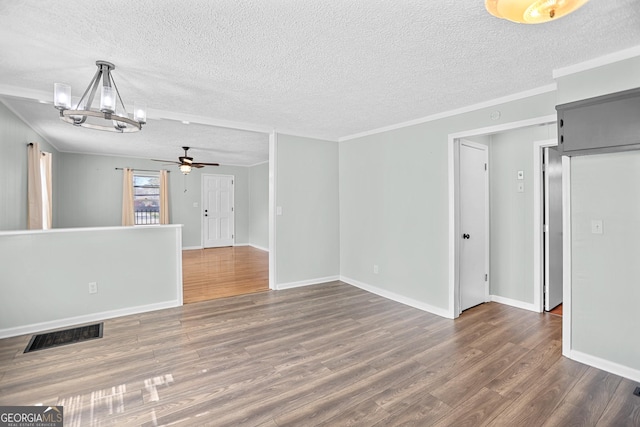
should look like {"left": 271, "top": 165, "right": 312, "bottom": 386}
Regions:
{"left": 557, "top": 56, "right": 640, "bottom": 373}
{"left": 0, "top": 226, "right": 182, "bottom": 337}
{"left": 0, "top": 101, "right": 60, "bottom": 230}
{"left": 276, "top": 134, "right": 339, "bottom": 285}
{"left": 571, "top": 152, "right": 640, "bottom": 371}
{"left": 488, "top": 124, "right": 556, "bottom": 303}
{"left": 339, "top": 92, "right": 556, "bottom": 312}
{"left": 248, "top": 162, "right": 269, "bottom": 250}
{"left": 56, "top": 152, "right": 252, "bottom": 248}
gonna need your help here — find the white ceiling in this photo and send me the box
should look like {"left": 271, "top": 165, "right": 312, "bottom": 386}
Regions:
{"left": 0, "top": 0, "right": 639, "bottom": 165}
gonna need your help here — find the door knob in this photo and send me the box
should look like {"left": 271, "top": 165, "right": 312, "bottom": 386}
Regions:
{"left": 462, "top": 233, "right": 470, "bottom": 239}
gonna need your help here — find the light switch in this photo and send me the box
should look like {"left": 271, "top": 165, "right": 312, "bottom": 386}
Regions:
{"left": 517, "top": 170, "right": 524, "bottom": 180}
{"left": 276, "top": 206, "right": 283, "bottom": 216}
{"left": 591, "top": 220, "right": 603, "bottom": 234}
{"left": 517, "top": 182, "right": 524, "bottom": 193}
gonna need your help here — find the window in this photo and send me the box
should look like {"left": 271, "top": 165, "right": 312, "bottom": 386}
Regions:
{"left": 133, "top": 174, "right": 160, "bottom": 225}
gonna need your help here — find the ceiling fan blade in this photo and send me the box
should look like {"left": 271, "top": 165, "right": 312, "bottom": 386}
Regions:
{"left": 192, "top": 164, "right": 205, "bottom": 168}
{"left": 151, "top": 159, "right": 181, "bottom": 164}
{"left": 193, "top": 162, "right": 220, "bottom": 166}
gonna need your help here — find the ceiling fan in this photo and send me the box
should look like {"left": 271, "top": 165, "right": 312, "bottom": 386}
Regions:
{"left": 152, "top": 146, "right": 219, "bottom": 175}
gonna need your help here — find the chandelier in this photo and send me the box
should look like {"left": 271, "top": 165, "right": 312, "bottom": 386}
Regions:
{"left": 485, "top": 0, "right": 589, "bottom": 24}
{"left": 53, "top": 60, "right": 146, "bottom": 132}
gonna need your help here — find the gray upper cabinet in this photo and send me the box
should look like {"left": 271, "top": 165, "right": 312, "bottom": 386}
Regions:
{"left": 557, "top": 87, "right": 640, "bottom": 156}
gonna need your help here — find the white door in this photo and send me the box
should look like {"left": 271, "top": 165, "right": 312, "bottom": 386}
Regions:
{"left": 203, "top": 174, "right": 235, "bottom": 248}
{"left": 459, "top": 140, "right": 489, "bottom": 312}
{"left": 544, "top": 147, "right": 563, "bottom": 311}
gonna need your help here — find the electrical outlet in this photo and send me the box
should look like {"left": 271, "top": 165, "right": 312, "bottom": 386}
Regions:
{"left": 88, "top": 282, "right": 98, "bottom": 294}
{"left": 373, "top": 265, "right": 379, "bottom": 274}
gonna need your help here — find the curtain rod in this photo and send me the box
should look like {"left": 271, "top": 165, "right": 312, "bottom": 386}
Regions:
{"left": 115, "top": 168, "right": 170, "bottom": 173}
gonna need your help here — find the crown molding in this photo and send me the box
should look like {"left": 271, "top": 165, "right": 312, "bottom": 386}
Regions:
{"left": 553, "top": 45, "right": 640, "bottom": 79}
{"left": 338, "top": 84, "right": 557, "bottom": 142}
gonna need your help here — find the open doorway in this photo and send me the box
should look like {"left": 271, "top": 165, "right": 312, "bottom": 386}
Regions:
{"left": 449, "top": 115, "right": 558, "bottom": 318}
{"left": 533, "top": 140, "right": 563, "bottom": 315}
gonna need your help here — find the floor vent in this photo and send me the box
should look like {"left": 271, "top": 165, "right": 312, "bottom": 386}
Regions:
{"left": 634, "top": 387, "right": 640, "bottom": 397}
{"left": 24, "top": 323, "right": 103, "bottom": 353}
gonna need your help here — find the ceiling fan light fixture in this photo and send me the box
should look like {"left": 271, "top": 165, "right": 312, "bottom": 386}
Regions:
{"left": 485, "top": 0, "right": 589, "bottom": 24}
{"left": 53, "top": 60, "right": 145, "bottom": 133}
{"left": 180, "top": 164, "right": 192, "bottom": 175}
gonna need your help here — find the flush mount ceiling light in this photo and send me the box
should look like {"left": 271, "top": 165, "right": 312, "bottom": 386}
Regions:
{"left": 485, "top": 0, "right": 589, "bottom": 24}
{"left": 53, "top": 60, "right": 146, "bottom": 132}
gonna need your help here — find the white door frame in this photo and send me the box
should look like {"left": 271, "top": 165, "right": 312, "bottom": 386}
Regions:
{"left": 201, "top": 173, "right": 235, "bottom": 248}
{"left": 561, "top": 156, "right": 571, "bottom": 357}
{"left": 448, "top": 114, "right": 557, "bottom": 319}
{"left": 532, "top": 138, "right": 559, "bottom": 313}
{"left": 456, "top": 139, "right": 490, "bottom": 314}
{"left": 268, "top": 131, "right": 277, "bottom": 290}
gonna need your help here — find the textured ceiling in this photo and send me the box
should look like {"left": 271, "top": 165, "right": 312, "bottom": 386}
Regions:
{"left": 0, "top": 0, "right": 639, "bottom": 164}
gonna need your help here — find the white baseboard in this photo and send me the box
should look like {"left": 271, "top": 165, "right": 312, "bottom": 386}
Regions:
{"left": 182, "top": 246, "right": 203, "bottom": 250}
{"left": 276, "top": 276, "right": 340, "bottom": 290}
{"left": 569, "top": 350, "right": 640, "bottom": 383}
{"left": 0, "top": 300, "right": 181, "bottom": 339}
{"left": 340, "top": 276, "right": 451, "bottom": 319}
{"left": 490, "top": 295, "right": 539, "bottom": 312}
{"left": 248, "top": 244, "right": 269, "bottom": 252}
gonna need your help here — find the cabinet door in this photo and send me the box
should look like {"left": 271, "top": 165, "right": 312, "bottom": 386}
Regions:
{"left": 557, "top": 88, "right": 640, "bottom": 156}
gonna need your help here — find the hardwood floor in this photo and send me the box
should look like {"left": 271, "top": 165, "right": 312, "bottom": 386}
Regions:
{"left": 549, "top": 303, "right": 563, "bottom": 316}
{"left": 1, "top": 282, "right": 638, "bottom": 426}
{"left": 182, "top": 246, "right": 268, "bottom": 304}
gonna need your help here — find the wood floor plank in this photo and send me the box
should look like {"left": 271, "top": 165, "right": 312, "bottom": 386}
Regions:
{"left": 0, "top": 282, "right": 634, "bottom": 426}
{"left": 182, "top": 246, "right": 268, "bottom": 303}
{"left": 596, "top": 378, "right": 640, "bottom": 426}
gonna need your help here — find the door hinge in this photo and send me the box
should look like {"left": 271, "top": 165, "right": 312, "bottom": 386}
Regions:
{"left": 485, "top": 274, "right": 488, "bottom": 281}
{"left": 232, "top": 207, "right": 234, "bottom": 212}
{"left": 484, "top": 163, "right": 487, "bottom": 171}
{"left": 231, "top": 179, "right": 234, "bottom": 185}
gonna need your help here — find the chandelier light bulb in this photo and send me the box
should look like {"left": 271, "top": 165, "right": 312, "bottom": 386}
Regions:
{"left": 53, "top": 83, "right": 71, "bottom": 110}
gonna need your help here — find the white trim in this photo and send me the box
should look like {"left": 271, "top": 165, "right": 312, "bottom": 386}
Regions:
{"left": 182, "top": 245, "right": 204, "bottom": 251}
{"left": 341, "top": 276, "right": 452, "bottom": 319}
{"left": 448, "top": 115, "right": 557, "bottom": 320}
{"left": 249, "top": 244, "right": 269, "bottom": 252}
{"left": 175, "top": 226, "right": 184, "bottom": 306}
{"left": 448, "top": 132, "right": 458, "bottom": 318}
{"left": 268, "top": 131, "right": 277, "bottom": 290}
{"left": 562, "top": 156, "right": 572, "bottom": 358}
{"left": 490, "top": 295, "right": 538, "bottom": 313}
{"left": 248, "top": 160, "right": 269, "bottom": 167}
{"left": 0, "top": 224, "right": 183, "bottom": 237}
{"left": 532, "top": 139, "right": 558, "bottom": 313}
{"left": 569, "top": 350, "right": 640, "bottom": 383}
{"left": 340, "top": 85, "right": 557, "bottom": 142}
{"left": 276, "top": 276, "right": 340, "bottom": 290}
{"left": 0, "top": 300, "right": 180, "bottom": 339}
{"left": 552, "top": 45, "right": 640, "bottom": 79}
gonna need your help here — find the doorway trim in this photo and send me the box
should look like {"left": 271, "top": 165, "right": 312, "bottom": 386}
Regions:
{"left": 268, "top": 130, "right": 277, "bottom": 290}
{"left": 448, "top": 114, "right": 557, "bottom": 319}
{"left": 561, "top": 155, "right": 571, "bottom": 356}
{"left": 532, "top": 138, "right": 558, "bottom": 313}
